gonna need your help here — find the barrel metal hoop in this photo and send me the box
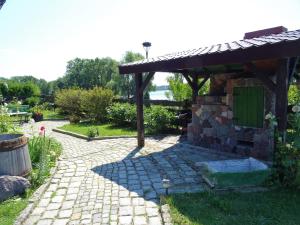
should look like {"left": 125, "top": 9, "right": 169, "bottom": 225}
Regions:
{"left": 0, "top": 136, "right": 28, "bottom": 152}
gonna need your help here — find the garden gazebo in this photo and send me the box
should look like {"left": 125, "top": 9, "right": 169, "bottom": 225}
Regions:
{"left": 119, "top": 26, "right": 300, "bottom": 159}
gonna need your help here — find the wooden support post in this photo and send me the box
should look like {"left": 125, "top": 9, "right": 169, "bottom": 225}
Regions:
{"left": 275, "top": 59, "right": 289, "bottom": 133}
{"left": 191, "top": 74, "right": 199, "bottom": 103}
{"left": 134, "top": 72, "right": 156, "bottom": 147}
{"left": 135, "top": 73, "right": 144, "bottom": 147}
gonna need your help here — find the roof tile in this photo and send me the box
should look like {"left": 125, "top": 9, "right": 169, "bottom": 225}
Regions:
{"left": 120, "top": 29, "right": 300, "bottom": 68}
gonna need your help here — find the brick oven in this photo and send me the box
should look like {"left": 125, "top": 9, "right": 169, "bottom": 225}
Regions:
{"left": 188, "top": 74, "right": 276, "bottom": 160}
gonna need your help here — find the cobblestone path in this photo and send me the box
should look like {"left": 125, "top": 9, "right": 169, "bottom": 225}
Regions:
{"left": 21, "top": 121, "right": 234, "bottom": 225}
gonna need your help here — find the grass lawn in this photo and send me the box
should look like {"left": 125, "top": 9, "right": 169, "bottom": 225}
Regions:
{"left": 166, "top": 189, "right": 300, "bottom": 225}
{"left": 59, "top": 122, "right": 137, "bottom": 137}
{"left": 0, "top": 197, "right": 28, "bottom": 225}
{"left": 42, "top": 109, "right": 66, "bottom": 120}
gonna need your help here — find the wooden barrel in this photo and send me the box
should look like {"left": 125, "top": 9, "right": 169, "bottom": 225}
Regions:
{"left": 0, "top": 134, "right": 32, "bottom": 176}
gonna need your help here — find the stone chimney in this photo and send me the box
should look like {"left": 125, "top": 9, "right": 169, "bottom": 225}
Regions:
{"left": 244, "top": 26, "right": 287, "bottom": 39}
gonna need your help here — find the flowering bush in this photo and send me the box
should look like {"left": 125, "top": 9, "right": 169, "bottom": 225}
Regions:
{"left": 29, "top": 126, "right": 62, "bottom": 187}
{"left": 266, "top": 110, "right": 300, "bottom": 187}
{"left": 31, "top": 105, "right": 44, "bottom": 122}
{"left": 0, "top": 105, "right": 20, "bottom": 134}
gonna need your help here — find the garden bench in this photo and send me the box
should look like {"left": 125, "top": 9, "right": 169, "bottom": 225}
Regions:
{"left": 7, "top": 105, "right": 31, "bottom": 123}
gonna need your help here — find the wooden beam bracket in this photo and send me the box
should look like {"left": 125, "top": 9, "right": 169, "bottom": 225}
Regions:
{"left": 140, "top": 72, "right": 155, "bottom": 93}
{"left": 288, "top": 57, "right": 299, "bottom": 86}
{"left": 246, "top": 63, "right": 276, "bottom": 93}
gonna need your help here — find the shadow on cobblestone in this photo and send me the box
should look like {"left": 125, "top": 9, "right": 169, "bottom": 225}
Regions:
{"left": 91, "top": 143, "right": 208, "bottom": 205}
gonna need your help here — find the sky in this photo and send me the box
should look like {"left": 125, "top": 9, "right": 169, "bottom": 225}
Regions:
{"left": 0, "top": 0, "right": 300, "bottom": 85}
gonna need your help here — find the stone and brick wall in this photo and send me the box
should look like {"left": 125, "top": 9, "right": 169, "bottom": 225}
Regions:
{"left": 188, "top": 76, "right": 275, "bottom": 160}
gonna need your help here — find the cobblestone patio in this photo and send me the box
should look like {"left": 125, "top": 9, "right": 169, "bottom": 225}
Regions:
{"left": 20, "top": 121, "right": 238, "bottom": 225}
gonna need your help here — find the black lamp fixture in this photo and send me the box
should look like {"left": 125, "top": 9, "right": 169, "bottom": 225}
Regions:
{"left": 0, "top": 0, "right": 6, "bottom": 10}
{"left": 142, "top": 41, "right": 151, "bottom": 60}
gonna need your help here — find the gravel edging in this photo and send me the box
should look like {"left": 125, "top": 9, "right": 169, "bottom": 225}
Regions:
{"left": 52, "top": 128, "right": 181, "bottom": 141}
{"left": 14, "top": 160, "right": 60, "bottom": 225}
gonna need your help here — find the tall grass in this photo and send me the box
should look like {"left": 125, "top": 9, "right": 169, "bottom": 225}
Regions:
{"left": 28, "top": 136, "right": 62, "bottom": 187}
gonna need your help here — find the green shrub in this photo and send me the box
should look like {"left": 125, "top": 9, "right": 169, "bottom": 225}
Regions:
{"left": 145, "top": 105, "right": 175, "bottom": 133}
{"left": 108, "top": 103, "right": 136, "bottom": 126}
{"left": 40, "top": 102, "right": 54, "bottom": 110}
{"left": 29, "top": 136, "right": 62, "bottom": 187}
{"left": 24, "top": 96, "right": 40, "bottom": 107}
{"left": 81, "top": 87, "right": 114, "bottom": 122}
{"left": 55, "top": 88, "right": 84, "bottom": 122}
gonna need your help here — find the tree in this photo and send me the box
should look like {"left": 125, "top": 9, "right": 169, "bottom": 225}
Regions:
{"left": 116, "top": 51, "right": 155, "bottom": 99}
{"left": 10, "top": 76, "right": 51, "bottom": 95}
{"left": 63, "top": 57, "right": 119, "bottom": 90}
{"left": 166, "top": 73, "right": 209, "bottom": 101}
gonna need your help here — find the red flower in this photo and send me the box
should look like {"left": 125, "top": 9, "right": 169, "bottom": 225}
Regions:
{"left": 40, "top": 126, "right": 45, "bottom": 131}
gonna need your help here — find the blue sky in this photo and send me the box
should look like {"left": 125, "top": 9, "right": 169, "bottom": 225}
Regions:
{"left": 0, "top": 0, "right": 300, "bottom": 85}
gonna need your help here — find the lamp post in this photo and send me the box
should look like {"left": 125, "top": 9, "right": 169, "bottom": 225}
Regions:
{"left": 142, "top": 42, "right": 151, "bottom": 60}
{"left": 162, "top": 178, "right": 171, "bottom": 195}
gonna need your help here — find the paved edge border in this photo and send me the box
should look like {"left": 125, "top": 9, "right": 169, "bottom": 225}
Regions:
{"left": 52, "top": 128, "right": 137, "bottom": 140}
{"left": 159, "top": 196, "right": 173, "bottom": 225}
{"left": 52, "top": 128, "right": 181, "bottom": 141}
{"left": 14, "top": 160, "right": 60, "bottom": 225}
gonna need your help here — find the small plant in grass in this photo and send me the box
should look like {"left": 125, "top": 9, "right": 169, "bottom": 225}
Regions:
{"left": 87, "top": 127, "right": 99, "bottom": 138}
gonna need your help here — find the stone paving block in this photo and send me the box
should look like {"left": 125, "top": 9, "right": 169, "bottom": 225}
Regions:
{"left": 133, "top": 215, "right": 147, "bottom": 225}
{"left": 36, "top": 219, "right": 53, "bottom": 225}
{"left": 23, "top": 215, "right": 40, "bottom": 225}
{"left": 52, "top": 219, "right": 69, "bottom": 225}
{"left": 119, "top": 215, "right": 132, "bottom": 225}
{"left": 38, "top": 198, "right": 51, "bottom": 207}
{"left": 32, "top": 207, "right": 45, "bottom": 215}
{"left": 146, "top": 207, "right": 159, "bottom": 217}
{"left": 51, "top": 196, "right": 64, "bottom": 203}
{"left": 119, "top": 206, "right": 133, "bottom": 216}
{"left": 148, "top": 216, "right": 162, "bottom": 225}
{"left": 42, "top": 209, "right": 58, "bottom": 219}
{"left": 61, "top": 200, "right": 75, "bottom": 210}
{"left": 59, "top": 209, "right": 73, "bottom": 218}
{"left": 47, "top": 203, "right": 61, "bottom": 210}
{"left": 134, "top": 206, "right": 146, "bottom": 215}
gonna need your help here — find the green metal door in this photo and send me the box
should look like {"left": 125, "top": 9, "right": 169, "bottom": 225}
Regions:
{"left": 233, "top": 86, "right": 264, "bottom": 128}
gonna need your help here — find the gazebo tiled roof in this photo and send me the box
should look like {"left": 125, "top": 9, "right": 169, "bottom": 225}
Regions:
{"left": 119, "top": 27, "right": 300, "bottom": 74}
